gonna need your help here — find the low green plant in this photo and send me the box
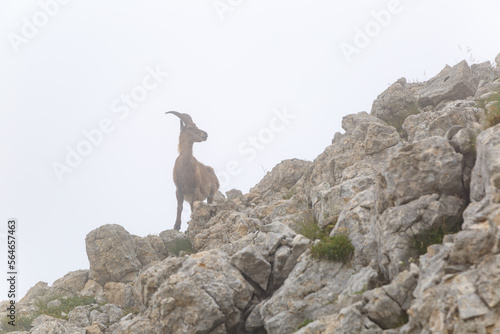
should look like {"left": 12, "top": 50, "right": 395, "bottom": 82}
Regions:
{"left": 413, "top": 226, "right": 446, "bottom": 255}
{"left": 352, "top": 284, "right": 367, "bottom": 295}
{"left": 123, "top": 306, "right": 140, "bottom": 316}
{"left": 295, "top": 216, "right": 327, "bottom": 241}
{"left": 311, "top": 234, "right": 355, "bottom": 264}
{"left": 297, "top": 318, "right": 313, "bottom": 330}
{"left": 282, "top": 187, "right": 295, "bottom": 200}
{"left": 167, "top": 238, "right": 195, "bottom": 256}
{"left": 1, "top": 295, "right": 97, "bottom": 331}
{"left": 412, "top": 217, "right": 463, "bottom": 255}
{"left": 1, "top": 313, "right": 36, "bottom": 332}
{"left": 35, "top": 295, "right": 97, "bottom": 319}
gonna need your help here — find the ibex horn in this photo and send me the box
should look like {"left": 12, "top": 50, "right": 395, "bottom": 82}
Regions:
{"left": 165, "top": 111, "right": 194, "bottom": 125}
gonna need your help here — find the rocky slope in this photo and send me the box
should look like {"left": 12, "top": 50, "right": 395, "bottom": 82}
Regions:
{"left": 3, "top": 54, "right": 500, "bottom": 334}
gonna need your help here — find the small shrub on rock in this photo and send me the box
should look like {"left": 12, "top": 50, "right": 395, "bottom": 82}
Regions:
{"left": 1, "top": 313, "right": 36, "bottom": 332}
{"left": 36, "top": 295, "right": 96, "bottom": 320}
{"left": 311, "top": 234, "right": 354, "bottom": 264}
{"left": 295, "top": 216, "right": 327, "bottom": 240}
{"left": 167, "top": 238, "right": 195, "bottom": 256}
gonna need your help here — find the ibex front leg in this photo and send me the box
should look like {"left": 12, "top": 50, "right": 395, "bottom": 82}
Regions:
{"left": 174, "top": 189, "right": 184, "bottom": 230}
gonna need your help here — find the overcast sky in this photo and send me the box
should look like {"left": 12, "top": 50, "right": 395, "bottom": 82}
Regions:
{"left": 1, "top": 0, "right": 499, "bottom": 300}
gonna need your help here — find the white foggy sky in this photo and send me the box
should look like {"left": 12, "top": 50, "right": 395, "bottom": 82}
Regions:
{"left": 1, "top": 0, "right": 499, "bottom": 299}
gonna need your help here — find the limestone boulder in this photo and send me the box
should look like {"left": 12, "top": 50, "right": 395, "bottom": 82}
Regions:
{"left": 307, "top": 112, "right": 401, "bottom": 223}
{"left": 133, "top": 234, "right": 168, "bottom": 266}
{"left": 250, "top": 159, "right": 312, "bottom": 201}
{"left": 415, "top": 60, "right": 478, "bottom": 108}
{"left": 469, "top": 123, "right": 500, "bottom": 203}
{"left": 376, "top": 194, "right": 466, "bottom": 280}
{"left": 50, "top": 270, "right": 89, "bottom": 297}
{"left": 135, "top": 250, "right": 254, "bottom": 334}
{"left": 80, "top": 280, "right": 105, "bottom": 304}
{"left": 230, "top": 244, "right": 272, "bottom": 291}
{"left": 85, "top": 224, "right": 142, "bottom": 286}
{"left": 402, "top": 99, "right": 483, "bottom": 143}
{"left": 362, "top": 266, "right": 418, "bottom": 329}
{"left": 252, "top": 253, "right": 357, "bottom": 334}
{"left": 403, "top": 244, "right": 500, "bottom": 332}
{"left": 103, "top": 282, "right": 135, "bottom": 308}
{"left": 375, "top": 136, "right": 466, "bottom": 214}
{"left": 370, "top": 77, "right": 420, "bottom": 134}
{"left": 188, "top": 210, "right": 262, "bottom": 255}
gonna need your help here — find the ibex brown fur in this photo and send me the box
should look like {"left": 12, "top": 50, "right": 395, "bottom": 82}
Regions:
{"left": 166, "top": 111, "right": 219, "bottom": 230}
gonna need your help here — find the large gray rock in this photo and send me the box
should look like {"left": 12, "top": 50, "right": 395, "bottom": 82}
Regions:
{"left": 469, "top": 123, "right": 500, "bottom": 203}
{"left": 307, "top": 112, "right": 401, "bottom": 223}
{"left": 188, "top": 210, "right": 262, "bottom": 255}
{"left": 402, "top": 100, "right": 483, "bottom": 143}
{"left": 403, "top": 242, "right": 500, "bottom": 332}
{"left": 115, "top": 316, "right": 156, "bottom": 334}
{"left": 375, "top": 136, "right": 466, "bottom": 214}
{"left": 415, "top": 60, "right": 478, "bottom": 108}
{"left": 133, "top": 234, "right": 168, "bottom": 266}
{"left": 67, "top": 306, "right": 90, "bottom": 328}
{"left": 462, "top": 123, "right": 500, "bottom": 237}
{"left": 230, "top": 244, "right": 272, "bottom": 291}
{"left": 250, "top": 159, "right": 312, "bottom": 201}
{"left": 103, "top": 282, "right": 135, "bottom": 308}
{"left": 86, "top": 224, "right": 142, "bottom": 286}
{"left": 376, "top": 194, "right": 466, "bottom": 280}
{"left": 332, "top": 188, "right": 376, "bottom": 267}
{"left": 80, "top": 280, "right": 106, "bottom": 304}
{"left": 362, "top": 266, "right": 418, "bottom": 329}
{"left": 134, "top": 250, "right": 254, "bottom": 334}
{"left": 449, "top": 127, "right": 479, "bottom": 195}
{"left": 309, "top": 112, "right": 401, "bottom": 189}
{"left": 19, "top": 281, "right": 49, "bottom": 304}
{"left": 472, "top": 61, "right": 500, "bottom": 97}
{"left": 253, "top": 253, "right": 356, "bottom": 334}
{"left": 30, "top": 321, "right": 66, "bottom": 334}
{"left": 370, "top": 77, "right": 420, "bottom": 134}
{"left": 50, "top": 270, "right": 89, "bottom": 296}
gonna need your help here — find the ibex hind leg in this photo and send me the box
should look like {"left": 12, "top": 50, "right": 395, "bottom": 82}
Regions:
{"left": 174, "top": 189, "right": 184, "bottom": 231}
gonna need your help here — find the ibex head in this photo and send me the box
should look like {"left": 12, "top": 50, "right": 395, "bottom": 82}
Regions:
{"left": 166, "top": 111, "right": 208, "bottom": 143}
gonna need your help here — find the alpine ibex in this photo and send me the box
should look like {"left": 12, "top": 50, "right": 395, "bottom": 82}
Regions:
{"left": 166, "top": 111, "right": 219, "bottom": 230}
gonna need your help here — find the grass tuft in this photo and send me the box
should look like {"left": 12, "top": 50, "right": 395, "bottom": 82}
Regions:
{"left": 297, "top": 318, "right": 313, "bottom": 330}
{"left": 1, "top": 295, "right": 97, "bottom": 332}
{"left": 167, "top": 238, "right": 195, "bottom": 256}
{"left": 311, "top": 234, "right": 354, "bottom": 264}
{"left": 35, "top": 295, "right": 97, "bottom": 319}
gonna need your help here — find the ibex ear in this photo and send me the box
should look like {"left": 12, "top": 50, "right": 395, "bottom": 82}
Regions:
{"left": 179, "top": 120, "right": 184, "bottom": 130}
